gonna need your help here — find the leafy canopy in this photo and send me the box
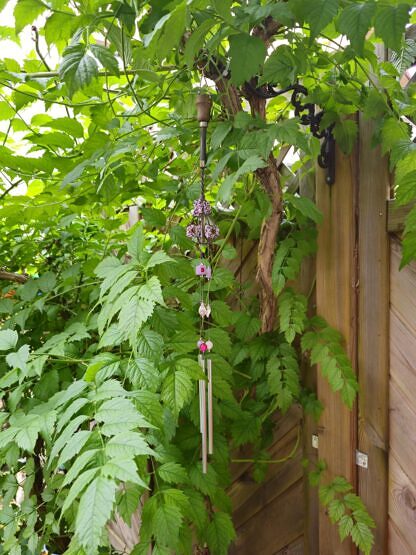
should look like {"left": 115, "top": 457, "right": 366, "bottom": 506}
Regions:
{"left": 0, "top": 0, "right": 414, "bottom": 553}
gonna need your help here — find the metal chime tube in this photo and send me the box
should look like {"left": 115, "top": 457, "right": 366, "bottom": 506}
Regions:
{"left": 207, "top": 358, "right": 213, "bottom": 455}
{"left": 199, "top": 355, "right": 208, "bottom": 473}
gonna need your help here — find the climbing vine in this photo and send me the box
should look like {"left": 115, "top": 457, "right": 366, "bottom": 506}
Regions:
{"left": 0, "top": 0, "right": 414, "bottom": 554}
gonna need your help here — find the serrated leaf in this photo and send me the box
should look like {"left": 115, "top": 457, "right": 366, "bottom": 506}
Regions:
{"left": 6, "top": 344, "right": 29, "bottom": 373}
{"left": 95, "top": 397, "right": 151, "bottom": 435}
{"left": 138, "top": 276, "right": 164, "bottom": 305}
{"left": 184, "top": 18, "right": 216, "bottom": 67}
{"left": 337, "top": 2, "right": 376, "bottom": 54}
{"left": 328, "top": 498, "right": 345, "bottom": 523}
{"left": 14, "top": 0, "right": 45, "bottom": 34}
{"left": 62, "top": 449, "right": 100, "bottom": 487}
{"left": 136, "top": 328, "right": 164, "bottom": 360}
{"left": 118, "top": 297, "right": 155, "bottom": 347}
{"left": 303, "top": 0, "right": 339, "bottom": 38}
{"left": 145, "top": 251, "right": 174, "bottom": 270}
{"left": 90, "top": 44, "right": 119, "bottom": 76}
{"left": 75, "top": 476, "right": 117, "bottom": 551}
{"left": 153, "top": 503, "right": 183, "bottom": 547}
{"left": 0, "top": 329, "right": 18, "bottom": 351}
{"left": 59, "top": 43, "right": 99, "bottom": 95}
{"left": 229, "top": 34, "right": 266, "bottom": 85}
{"left": 101, "top": 458, "right": 148, "bottom": 488}
{"left": 57, "top": 430, "right": 91, "bottom": 467}
{"left": 49, "top": 413, "right": 89, "bottom": 465}
{"left": 333, "top": 119, "right": 358, "bottom": 155}
{"left": 262, "top": 45, "right": 296, "bottom": 86}
{"left": 161, "top": 369, "right": 193, "bottom": 415}
{"left": 105, "top": 431, "right": 155, "bottom": 459}
{"left": 61, "top": 468, "right": 99, "bottom": 515}
{"left": 351, "top": 522, "right": 374, "bottom": 554}
{"left": 157, "top": 462, "right": 187, "bottom": 484}
{"left": 374, "top": 3, "right": 410, "bottom": 51}
{"left": 206, "top": 512, "right": 236, "bottom": 555}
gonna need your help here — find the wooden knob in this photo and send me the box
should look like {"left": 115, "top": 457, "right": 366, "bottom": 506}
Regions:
{"left": 196, "top": 94, "right": 212, "bottom": 122}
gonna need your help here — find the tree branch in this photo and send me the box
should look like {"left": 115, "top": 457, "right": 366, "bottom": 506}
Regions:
{"left": 0, "top": 270, "right": 28, "bottom": 284}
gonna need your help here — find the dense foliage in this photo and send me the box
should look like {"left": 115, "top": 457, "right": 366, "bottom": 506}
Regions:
{"left": 0, "top": 0, "right": 414, "bottom": 553}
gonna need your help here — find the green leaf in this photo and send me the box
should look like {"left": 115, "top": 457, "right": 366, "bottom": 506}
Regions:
{"left": 57, "top": 430, "right": 91, "bottom": 467}
{"left": 62, "top": 449, "right": 100, "bottom": 487}
{"left": 229, "top": 34, "right": 266, "bottom": 85}
{"left": 262, "top": 45, "right": 296, "bottom": 86}
{"left": 138, "top": 276, "right": 164, "bottom": 305}
{"left": 374, "top": 3, "right": 410, "bottom": 51}
{"left": 328, "top": 498, "right": 345, "bottom": 523}
{"left": 286, "top": 194, "right": 323, "bottom": 224}
{"left": 90, "top": 44, "right": 119, "bottom": 76}
{"left": 303, "top": 0, "right": 339, "bottom": 38}
{"left": 6, "top": 344, "right": 30, "bottom": 373}
{"left": 351, "top": 522, "right": 374, "bottom": 554}
{"left": 147, "top": 5, "right": 187, "bottom": 61}
{"left": 84, "top": 353, "right": 120, "bottom": 383}
{"left": 161, "top": 369, "right": 193, "bottom": 415}
{"left": 0, "top": 329, "right": 18, "bottom": 351}
{"left": 145, "top": 251, "right": 175, "bottom": 270}
{"left": 184, "top": 18, "right": 216, "bottom": 67}
{"left": 61, "top": 468, "right": 99, "bottom": 515}
{"left": 157, "top": 462, "right": 187, "bottom": 484}
{"left": 206, "top": 512, "right": 236, "bottom": 555}
{"left": 101, "top": 458, "right": 148, "bottom": 488}
{"left": 153, "top": 503, "right": 183, "bottom": 547}
{"left": 40, "top": 117, "right": 84, "bottom": 138}
{"left": 95, "top": 398, "right": 151, "bottom": 435}
{"left": 75, "top": 476, "right": 117, "bottom": 552}
{"left": 14, "top": 0, "right": 45, "bottom": 34}
{"left": 337, "top": 3, "right": 376, "bottom": 54}
{"left": 338, "top": 514, "right": 354, "bottom": 541}
{"left": 105, "top": 431, "right": 155, "bottom": 459}
{"left": 118, "top": 297, "right": 155, "bottom": 347}
{"left": 218, "top": 155, "right": 268, "bottom": 202}
{"left": 59, "top": 43, "right": 98, "bottom": 95}
{"left": 136, "top": 328, "right": 164, "bottom": 361}
{"left": 333, "top": 119, "right": 358, "bottom": 155}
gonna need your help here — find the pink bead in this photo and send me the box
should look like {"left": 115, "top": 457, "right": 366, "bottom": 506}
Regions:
{"left": 199, "top": 343, "right": 208, "bottom": 353}
{"left": 195, "top": 263, "right": 206, "bottom": 276}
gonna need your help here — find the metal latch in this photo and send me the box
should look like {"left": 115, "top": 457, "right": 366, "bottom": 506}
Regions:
{"left": 356, "top": 450, "right": 368, "bottom": 469}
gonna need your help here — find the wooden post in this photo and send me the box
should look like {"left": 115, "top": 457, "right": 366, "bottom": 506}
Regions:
{"left": 357, "top": 115, "right": 390, "bottom": 553}
{"left": 299, "top": 164, "right": 319, "bottom": 555}
{"left": 316, "top": 141, "right": 359, "bottom": 554}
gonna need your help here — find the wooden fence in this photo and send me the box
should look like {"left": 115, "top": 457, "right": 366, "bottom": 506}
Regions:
{"left": 231, "top": 113, "right": 416, "bottom": 553}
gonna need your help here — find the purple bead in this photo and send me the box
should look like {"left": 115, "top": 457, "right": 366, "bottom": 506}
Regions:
{"left": 192, "top": 198, "right": 212, "bottom": 216}
{"left": 204, "top": 224, "right": 219, "bottom": 240}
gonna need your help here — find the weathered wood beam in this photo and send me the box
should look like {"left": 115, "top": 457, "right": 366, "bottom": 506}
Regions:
{"left": 387, "top": 199, "right": 416, "bottom": 233}
{"left": 357, "top": 115, "right": 390, "bottom": 554}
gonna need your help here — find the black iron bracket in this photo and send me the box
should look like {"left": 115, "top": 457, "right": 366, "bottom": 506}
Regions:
{"left": 248, "top": 82, "right": 336, "bottom": 185}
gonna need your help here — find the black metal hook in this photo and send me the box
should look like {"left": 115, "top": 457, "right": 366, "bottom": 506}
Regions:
{"left": 247, "top": 82, "right": 336, "bottom": 185}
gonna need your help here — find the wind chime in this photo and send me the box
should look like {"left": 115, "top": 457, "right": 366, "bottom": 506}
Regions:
{"left": 186, "top": 94, "right": 219, "bottom": 474}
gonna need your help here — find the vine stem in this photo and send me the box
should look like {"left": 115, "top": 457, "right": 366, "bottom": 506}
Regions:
{"left": 231, "top": 426, "right": 301, "bottom": 464}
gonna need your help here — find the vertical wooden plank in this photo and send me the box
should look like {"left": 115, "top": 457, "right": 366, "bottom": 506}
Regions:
{"left": 298, "top": 164, "right": 319, "bottom": 555}
{"left": 316, "top": 143, "right": 358, "bottom": 554}
{"left": 357, "top": 115, "right": 390, "bottom": 554}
